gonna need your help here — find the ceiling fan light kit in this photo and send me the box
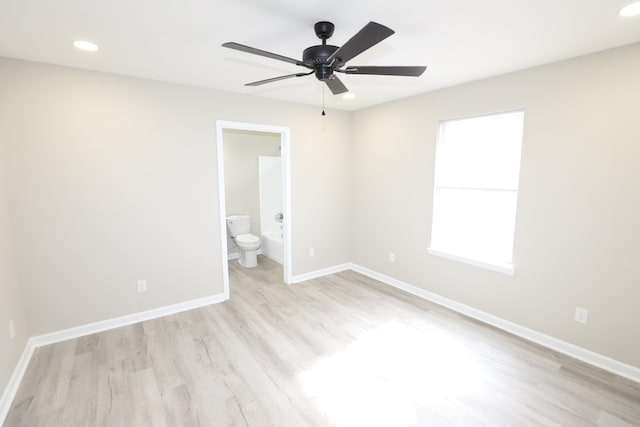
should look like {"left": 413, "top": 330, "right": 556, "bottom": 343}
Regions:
{"left": 222, "top": 20, "right": 427, "bottom": 113}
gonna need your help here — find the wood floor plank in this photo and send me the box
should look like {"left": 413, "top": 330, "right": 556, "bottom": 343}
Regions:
{"left": 159, "top": 384, "right": 200, "bottom": 427}
{"left": 25, "top": 340, "right": 76, "bottom": 417}
{"left": 4, "top": 256, "right": 640, "bottom": 426}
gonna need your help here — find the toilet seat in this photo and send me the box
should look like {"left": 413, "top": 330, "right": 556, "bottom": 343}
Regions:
{"left": 235, "top": 234, "right": 260, "bottom": 245}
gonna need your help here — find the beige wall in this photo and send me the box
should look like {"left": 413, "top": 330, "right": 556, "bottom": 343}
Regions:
{"left": 0, "top": 141, "right": 30, "bottom": 399}
{"left": 223, "top": 129, "right": 281, "bottom": 241}
{"left": 352, "top": 43, "right": 640, "bottom": 368}
{"left": 0, "top": 57, "right": 353, "bottom": 336}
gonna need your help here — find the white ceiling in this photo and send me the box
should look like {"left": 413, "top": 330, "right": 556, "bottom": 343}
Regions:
{"left": 1, "top": 0, "right": 639, "bottom": 111}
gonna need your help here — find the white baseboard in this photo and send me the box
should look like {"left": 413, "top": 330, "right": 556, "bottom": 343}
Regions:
{"left": 349, "top": 263, "right": 640, "bottom": 384}
{"left": 227, "top": 249, "right": 263, "bottom": 261}
{"left": 31, "top": 293, "right": 227, "bottom": 347}
{"left": 0, "top": 341, "right": 35, "bottom": 425}
{"left": 291, "top": 263, "right": 352, "bottom": 284}
{"left": 0, "top": 292, "right": 227, "bottom": 426}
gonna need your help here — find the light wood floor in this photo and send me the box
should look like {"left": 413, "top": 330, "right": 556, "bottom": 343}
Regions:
{"left": 4, "top": 256, "right": 640, "bottom": 426}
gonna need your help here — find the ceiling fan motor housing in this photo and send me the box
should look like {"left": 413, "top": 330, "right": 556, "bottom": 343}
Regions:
{"left": 303, "top": 44, "right": 342, "bottom": 81}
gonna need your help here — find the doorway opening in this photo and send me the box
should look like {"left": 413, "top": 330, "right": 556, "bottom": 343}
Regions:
{"left": 216, "top": 120, "right": 292, "bottom": 299}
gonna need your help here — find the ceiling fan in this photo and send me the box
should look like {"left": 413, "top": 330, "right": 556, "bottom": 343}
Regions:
{"left": 222, "top": 21, "right": 427, "bottom": 96}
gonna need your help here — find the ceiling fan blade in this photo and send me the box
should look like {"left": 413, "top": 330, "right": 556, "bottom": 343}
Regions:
{"left": 222, "top": 42, "right": 304, "bottom": 66}
{"left": 343, "top": 66, "right": 427, "bottom": 76}
{"left": 245, "top": 72, "right": 314, "bottom": 87}
{"left": 324, "top": 75, "right": 349, "bottom": 95}
{"left": 328, "top": 22, "right": 395, "bottom": 65}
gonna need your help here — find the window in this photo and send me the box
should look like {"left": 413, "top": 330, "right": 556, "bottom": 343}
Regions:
{"left": 429, "top": 110, "right": 524, "bottom": 274}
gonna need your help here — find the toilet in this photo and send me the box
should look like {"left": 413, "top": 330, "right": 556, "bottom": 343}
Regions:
{"left": 226, "top": 214, "right": 261, "bottom": 268}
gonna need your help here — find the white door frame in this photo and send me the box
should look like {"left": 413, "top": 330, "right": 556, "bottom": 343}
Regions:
{"left": 216, "top": 120, "right": 293, "bottom": 299}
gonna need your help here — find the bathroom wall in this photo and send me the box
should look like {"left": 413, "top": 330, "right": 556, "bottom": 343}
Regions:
{"left": 223, "top": 129, "right": 281, "bottom": 254}
{"left": 259, "top": 156, "right": 283, "bottom": 237}
{"left": 351, "top": 43, "right": 640, "bottom": 368}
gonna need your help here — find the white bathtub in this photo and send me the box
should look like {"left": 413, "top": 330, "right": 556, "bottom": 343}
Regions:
{"left": 261, "top": 232, "right": 283, "bottom": 265}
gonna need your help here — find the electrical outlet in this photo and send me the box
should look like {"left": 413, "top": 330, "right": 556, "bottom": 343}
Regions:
{"left": 9, "top": 320, "right": 15, "bottom": 340}
{"left": 137, "top": 280, "right": 147, "bottom": 293}
{"left": 309, "top": 248, "right": 315, "bottom": 258}
{"left": 389, "top": 252, "right": 396, "bottom": 263}
{"left": 574, "top": 307, "right": 589, "bottom": 324}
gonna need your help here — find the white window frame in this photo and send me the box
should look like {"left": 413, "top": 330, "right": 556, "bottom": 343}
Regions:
{"left": 428, "top": 110, "right": 524, "bottom": 275}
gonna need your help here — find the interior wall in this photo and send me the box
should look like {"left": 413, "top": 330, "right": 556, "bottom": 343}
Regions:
{"left": 4, "top": 41, "right": 637, "bottom": 380}
{"left": 0, "top": 140, "right": 30, "bottom": 400}
{"left": 0, "top": 56, "right": 353, "bottom": 336}
{"left": 223, "top": 129, "right": 280, "bottom": 243}
{"left": 351, "top": 43, "right": 640, "bottom": 368}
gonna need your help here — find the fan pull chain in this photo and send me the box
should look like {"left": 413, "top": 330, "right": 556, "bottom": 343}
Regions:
{"left": 321, "top": 84, "right": 326, "bottom": 116}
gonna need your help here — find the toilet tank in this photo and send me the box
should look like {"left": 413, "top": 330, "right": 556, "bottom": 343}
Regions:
{"left": 226, "top": 214, "right": 251, "bottom": 237}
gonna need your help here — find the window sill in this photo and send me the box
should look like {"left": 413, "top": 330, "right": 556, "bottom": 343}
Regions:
{"left": 427, "top": 248, "right": 514, "bottom": 276}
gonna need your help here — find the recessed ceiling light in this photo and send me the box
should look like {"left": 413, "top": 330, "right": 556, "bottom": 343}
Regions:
{"left": 73, "top": 40, "right": 99, "bottom": 52}
{"left": 342, "top": 92, "right": 355, "bottom": 100}
{"left": 620, "top": 2, "right": 640, "bottom": 16}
